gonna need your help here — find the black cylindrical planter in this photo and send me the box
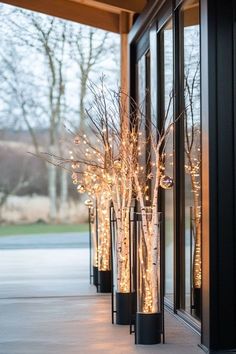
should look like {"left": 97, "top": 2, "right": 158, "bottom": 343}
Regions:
{"left": 98, "top": 270, "right": 112, "bottom": 293}
{"left": 193, "top": 287, "right": 201, "bottom": 319}
{"left": 135, "top": 312, "right": 162, "bottom": 345}
{"left": 93, "top": 266, "right": 98, "bottom": 287}
{"left": 116, "top": 292, "right": 135, "bottom": 325}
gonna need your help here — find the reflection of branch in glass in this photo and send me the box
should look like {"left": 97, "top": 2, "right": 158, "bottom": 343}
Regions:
{"left": 134, "top": 94, "right": 179, "bottom": 313}
{"left": 184, "top": 59, "right": 201, "bottom": 289}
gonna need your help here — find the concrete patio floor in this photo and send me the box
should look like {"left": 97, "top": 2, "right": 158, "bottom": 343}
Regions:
{"left": 0, "top": 233, "right": 203, "bottom": 354}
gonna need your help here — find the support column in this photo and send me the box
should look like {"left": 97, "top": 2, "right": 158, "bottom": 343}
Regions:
{"left": 201, "top": 0, "right": 236, "bottom": 351}
{"left": 120, "top": 11, "right": 132, "bottom": 131}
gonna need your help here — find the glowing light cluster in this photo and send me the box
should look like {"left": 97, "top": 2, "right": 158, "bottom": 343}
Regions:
{"left": 185, "top": 133, "right": 202, "bottom": 289}
{"left": 46, "top": 82, "right": 177, "bottom": 312}
{"left": 69, "top": 132, "right": 112, "bottom": 274}
{"left": 67, "top": 85, "right": 176, "bottom": 309}
{"left": 136, "top": 208, "right": 161, "bottom": 313}
{"left": 97, "top": 193, "right": 111, "bottom": 271}
{"left": 116, "top": 207, "right": 130, "bottom": 293}
{"left": 90, "top": 206, "right": 98, "bottom": 268}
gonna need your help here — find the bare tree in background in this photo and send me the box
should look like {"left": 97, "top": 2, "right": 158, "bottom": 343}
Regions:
{"left": 69, "top": 27, "right": 112, "bottom": 131}
{"left": 0, "top": 157, "right": 31, "bottom": 222}
{"left": 0, "top": 5, "right": 119, "bottom": 222}
{"left": 0, "top": 12, "right": 68, "bottom": 221}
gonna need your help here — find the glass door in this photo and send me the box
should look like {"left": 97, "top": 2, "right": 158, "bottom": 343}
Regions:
{"left": 159, "top": 19, "right": 174, "bottom": 305}
{"left": 136, "top": 49, "right": 151, "bottom": 203}
{"left": 179, "top": 0, "right": 201, "bottom": 320}
{"left": 131, "top": 0, "right": 202, "bottom": 326}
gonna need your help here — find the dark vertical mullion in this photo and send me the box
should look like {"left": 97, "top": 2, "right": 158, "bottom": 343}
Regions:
{"left": 129, "top": 43, "right": 137, "bottom": 128}
{"left": 156, "top": 31, "right": 163, "bottom": 213}
{"left": 149, "top": 22, "right": 158, "bottom": 201}
{"left": 201, "top": 0, "right": 236, "bottom": 350}
{"left": 173, "top": 5, "right": 185, "bottom": 313}
{"left": 234, "top": 5, "right": 236, "bottom": 288}
{"left": 145, "top": 52, "right": 152, "bottom": 204}
{"left": 200, "top": 0, "right": 212, "bottom": 348}
{"left": 158, "top": 30, "right": 164, "bottom": 202}
{"left": 173, "top": 6, "right": 178, "bottom": 313}
{"left": 215, "top": 0, "right": 235, "bottom": 347}
{"left": 199, "top": 0, "right": 211, "bottom": 347}
{"left": 157, "top": 29, "right": 166, "bottom": 297}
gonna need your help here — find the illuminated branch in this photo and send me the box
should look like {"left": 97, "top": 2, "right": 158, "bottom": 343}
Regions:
{"left": 184, "top": 60, "right": 201, "bottom": 289}
{"left": 39, "top": 80, "right": 181, "bottom": 305}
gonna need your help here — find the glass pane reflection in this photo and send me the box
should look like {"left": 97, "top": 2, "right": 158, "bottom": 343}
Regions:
{"left": 161, "top": 20, "right": 174, "bottom": 303}
{"left": 181, "top": 0, "right": 201, "bottom": 320}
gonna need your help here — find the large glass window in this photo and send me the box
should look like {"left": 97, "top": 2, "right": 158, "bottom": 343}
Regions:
{"left": 160, "top": 20, "right": 174, "bottom": 304}
{"left": 180, "top": 0, "right": 201, "bottom": 320}
{"left": 133, "top": 0, "right": 202, "bottom": 326}
{"left": 137, "top": 51, "right": 151, "bottom": 202}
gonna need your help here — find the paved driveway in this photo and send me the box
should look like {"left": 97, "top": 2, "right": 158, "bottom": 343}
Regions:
{"left": 0, "top": 232, "right": 89, "bottom": 249}
{"left": 0, "top": 232, "right": 203, "bottom": 354}
{"left": 0, "top": 233, "right": 95, "bottom": 298}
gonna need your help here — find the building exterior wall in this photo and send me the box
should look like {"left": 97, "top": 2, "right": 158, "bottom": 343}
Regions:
{"left": 201, "top": 0, "right": 236, "bottom": 351}
{"left": 128, "top": 0, "right": 236, "bottom": 351}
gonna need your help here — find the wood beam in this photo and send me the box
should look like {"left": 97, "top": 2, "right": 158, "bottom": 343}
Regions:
{"left": 120, "top": 11, "right": 130, "bottom": 95}
{"left": 0, "top": 0, "right": 120, "bottom": 33}
{"left": 93, "top": 0, "right": 146, "bottom": 13}
{"left": 120, "top": 33, "right": 128, "bottom": 93}
{"left": 120, "top": 12, "right": 130, "bottom": 130}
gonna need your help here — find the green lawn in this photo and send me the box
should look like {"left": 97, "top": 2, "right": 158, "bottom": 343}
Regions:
{"left": 0, "top": 223, "right": 89, "bottom": 236}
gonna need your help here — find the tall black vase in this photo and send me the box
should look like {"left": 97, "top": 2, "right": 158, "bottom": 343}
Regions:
{"left": 93, "top": 266, "right": 98, "bottom": 287}
{"left": 115, "top": 292, "right": 135, "bottom": 325}
{"left": 192, "top": 287, "right": 201, "bottom": 319}
{"left": 135, "top": 312, "right": 162, "bottom": 345}
{"left": 98, "top": 270, "right": 112, "bottom": 293}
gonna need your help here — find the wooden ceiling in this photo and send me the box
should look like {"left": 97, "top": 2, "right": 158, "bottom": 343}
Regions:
{"left": 0, "top": 0, "right": 147, "bottom": 33}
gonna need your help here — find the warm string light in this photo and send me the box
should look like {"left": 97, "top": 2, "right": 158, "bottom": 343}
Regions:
{"left": 133, "top": 105, "right": 177, "bottom": 314}
{"left": 185, "top": 159, "right": 202, "bottom": 288}
{"left": 116, "top": 207, "right": 130, "bottom": 293}
{"left": 97, "top": 193, "right": 111, "bottom": 271}
{"left": 50, "top": 84, "right": 177, "bottom": 312}
{"left": 110, "top": 127, "right": 140, "bottom": 294}
{"left": 84, "top": 200, "right": 98, "bottom": 267}
{"left": 69, "top": 134, "right": 113, "bottom": 273}
{"left": 137, "top": 208, "right": 160, "bottom": 313}
{"left": 91, "top": 207, "right": 98, "bottom": 268}
{"left": 185, "top": 136, "right": 202, "bottom": 289}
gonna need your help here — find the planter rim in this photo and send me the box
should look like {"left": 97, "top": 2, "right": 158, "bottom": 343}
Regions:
{"left": 136, "top": 311, "right": 162, "bottom": 315}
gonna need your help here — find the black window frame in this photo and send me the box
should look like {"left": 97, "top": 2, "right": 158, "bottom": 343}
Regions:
{"left": 129, "top": 0, "right": 202, "bottom": 334}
